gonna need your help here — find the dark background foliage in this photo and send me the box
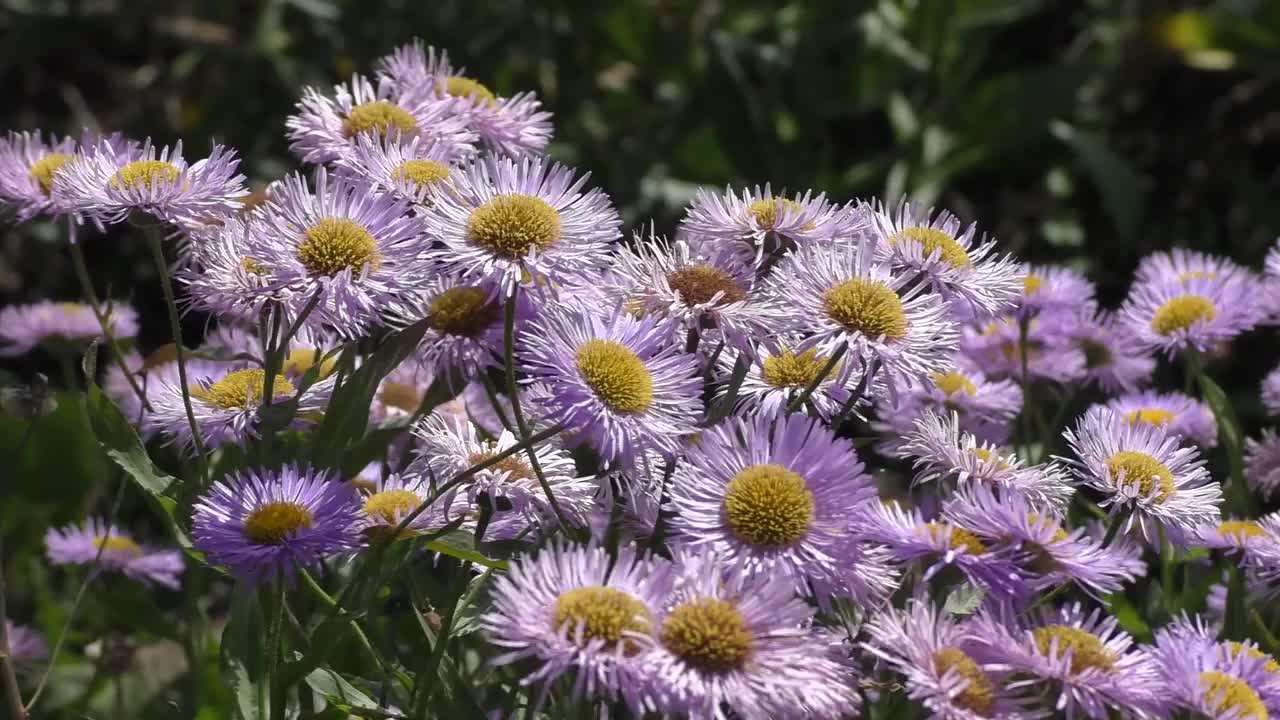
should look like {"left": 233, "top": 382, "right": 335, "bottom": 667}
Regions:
{"left": 3, "top": 1, "right": 1280, "bottom": 715}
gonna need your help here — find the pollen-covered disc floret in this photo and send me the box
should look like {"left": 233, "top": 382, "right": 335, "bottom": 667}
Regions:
{"left": 0, "top": 300, "right": 138, "bottom": 357}
{"left": 334, "top": 132, "right": 460, "bottom": 205}
{"left": 354, "top": 472, "right": 461, "bottom": 543}
{"left": 192, "top": 464, "right": 361, "bottom": 580}
{"left": 1150, "top": 617, "right": 1280, "bottom": 720}
{"left": 1121, "top": 273, "right": 1259, "bottom": 356}
{"left": 0, "top": 130, "right": 80, "bottom": 220}
{"left": 389, "top": 276, "right": 511, "bottom": 380}
{"left": 720, "top": 336, "right": 858, "bottom": 421}
{"left": 45, "top": 518, "right": 183, "bottom": 589}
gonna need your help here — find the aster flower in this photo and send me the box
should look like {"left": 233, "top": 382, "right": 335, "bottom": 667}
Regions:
{"left": 378, "top": 41, "right": 553, "bottom": 157}
{"left": 679, "top": 185, "right": 861, "bottom": 266}
{"left": 388, "top": 275, "right": 512, "bottom": 380}
{"left": 1069, "top": 308, "right": 1156, "bottom": 394}
{"left": 285, "top": 73, "right": 476, "bottom": 165}
{"left": 45, "top": 518, "right": 183, "bottom": 589}
{"left": 1018, "top": 265, "right": 1095, "bottom": 318}
{"left": 479, "top": 543, "right": 673, "bottom": 709}
{"left": 635, "top": 550, "right": 859, "bottom": 720}
{"left": 1151, "top": 617, "right": 1280, "bottom": 720}
{"left": 1120, "top": 273, "right": 1259, "bottom": 357}
{"left": 667, "top": 411, "right": 887, "bottom": 605}
{"left": 521, "top": 302, "right": 701, "bottom": 465}
{"left": 4, "top": 620, "right": 47, "bottom": 671}
{"left": 1096, "top": 390, "right": 1218, "bottom": 448}
{"left": 423, "top": 154, "right": 622, "bottom": 294}
{"left": 371, "top": 356, "right": 439, "bottom": 427}
{"left": 354, "top": 472, "right": 466, "bottom": 543}
{"left": 959, "top": 314, "right": 1087, "bottom": 384}
{"left": 0, "top": 300, "right": 138, "bottom": 357}
{"left": 1134, "top": 248, "right": 1257, "bottom": 293}
{"left": 192, "top": 464, "right": 361, "bottom": 580}
{"left": 715, "top": 337, "right": 858, "bottom": 421}
{"left": 53, "top": 137, "right": 246, "bottom": 226}
{"left": 870, "top": 201, "right": 1022, "bottom": 319}
{"left": 766, "top": 241, "right": 958, "bottom": 399}
{"left": 864, "top": 600, "right": 1041, "bottom": 720}
{"left": 1193, "top": 513, "right": 1280, "bottom": 557}
{"left": 334, "top": 132, "right": 460, "bottom": 205}
{"left": 963, "top": 603, "right": 1163, "bottom": 719}
{"left": 0, "top": 130, "right": 78, "bottom": 220}
{"left": 873, "top": 356, "right": 1023, "bottom": 448}
{"left": 1262, "top": 365, "right": 1280, "bottom": 417}
{"left": 896, "top": 411, "right": 1075, "bottom": 512}
{"left": 942, "top": 484, "right": 1144, "bottom": 596}
{"left": 1062, "top": 407, "right": 1221, "bottom": 544}
{"left": 177, "top": 214, "right": 282, "bottom": 322}
{"left": 409, "top": 414, "right": 598, "bottom": 540}
{"left": 251, "top": 169, "right": 432, "bottom": 337}
{"left": 1246, "top": 429, "right": 1280, "bottom": 501}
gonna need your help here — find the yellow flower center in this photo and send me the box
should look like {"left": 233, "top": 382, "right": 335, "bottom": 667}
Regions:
{"left": 1150, "top": 294, "right": 1217, "bottom": 335}
{"left": 1026, "top": 513, "right": 1069, "bottom": 543}
{"left": 746, "top": 198, "right": 802, "bottom": 230}
{"left": 191, "top": 369, "right": 296, "bottom": 410}
{"left": 243, "top": 501, "right": 313, "bottom": 544}
{"left": 932, "top": 647, "right": 995, "bottom": 715}
{"left": 466, "top": 451, "right": 534, "bottom": 482}
{"left": 1225, "top": 641, "right": 1280, "bottom": 675}
{"left": 380, "top": 382, "right": 421, "bottom": 413}
{"left": 822, "top": 279, "right": 908, "bottom": 340}
{"left": 466, "top": 194, "right": 562, "bottom": 260}
{"left": 241, "top": 256, "right": 268, "bottom": 275}
{"left": 1200, "top": 671, "right": 1267, "bottom": 720}
{"left": 925, "top": 522, "right": 987, "bottom": 554}
{"left": 93, "top": 535, "right": 142, "bottom": 556}
{"left": 971, "top": 447, "right": 1010, "bottom": 469}
{"left": 363, "top": 488, "right": 420, "bottom": 523}
{"left": 1217, "top": 520, "right": 1265, "bottom": 539}
{"left": 283, "top": 347, "right": 337, "bottom": 379}
{"left": 1032, "top": 626, "right": 1115, "bottom": 674}
{"left": 111, "top": 160, "right": 180, "bottom": 191}
{"left": 660, "top": 598, "right": 752, "bottom": 672}
{"left": 28, "top": 153, "right": 74, "bottom": 195}
{"left": 761, "top": 348, "right": 830, "bottom": 389}
{"left": 723, "top": 463, "right": 814, "bottom": 547}
{"left": 393, "top": 159, "right": 450, "bottom": 187}
{"left": 933, "top": 371, "right": 976, "bottom": 396}
{"left": 343, "top": 101, "right": 417, "bottom": 137}
{"left": 892, "top": 227, "right": 971, "bottom": 269}
{"left": 552, "top": 586, "right": 651, "bottom": 648}
{"left": 1023, "top": 274, "right": 1043, "bottom": 294}
{"left": 666, "top": 265, "right": 746, "bottom": 307}
{"left": 1124, "top": 408, "right": 1176, "bottom": 427}
{"left": 1180, "top": 270, "right": 1217, "bottom": 283}
{"left": 1080, "top": 338, "right": 1112, "bottom": 369}
{"left": 574, "top": 339, "right": 654, "bottom": 414}
{"left": 297, "top": 217, "right": 381, "bottom": 277}
{"left": 442, "top": 76, "right": 497, "bottom": 106}
{"left": 426, "top": 286, "right": 499, "bottom": 337}
{"left": 1105, "top": 450, "right": 1176, "bottom": 501}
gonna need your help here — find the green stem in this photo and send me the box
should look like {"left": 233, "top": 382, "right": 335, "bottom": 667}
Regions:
{"left": 785, "top": 342, "right": 847, "bottom": 414}
{"left": 145, "top": 227, "right": 209, "bottom": 485}
{"left": 1100, "top": 507, "right": 1132, "bottom": 549}
{"left": 298, "top": 568, "right": 409, "bottom": 691}
{"left": 266, "top": 579, "right": 286, "bottom": 720}
{"left": 0, "top": 534, "right": 29, "bottom": 720}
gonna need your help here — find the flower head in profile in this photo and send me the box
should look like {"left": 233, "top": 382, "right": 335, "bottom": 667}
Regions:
{"left": 716, "top": 336, "right": 858, "bottom": 422}
{"left": 679, "top": 185, "right": 861, "bottom": 266}
{"left": 1193, "top": 514, "right": 1280, "bottom": 559}
{"left": 251, "top": 169, "right": 431, "bottom": 337}
{"left": 1246, "top": 429, "right": 1280, "bottom": 501}
{"left": 0, "top": 300, "right": 137, "bottom": 357}
{"left": 3, "top": 620, "right": 47, "bottom": 672}
{"left": 193, "top": 464, "right": 361, "bottom": 580}
{"left": 1150, "top": 617, "right": 1280, "bottom": 720}
{"left": 354, "top": 472, "right": 464, "bottom": 544}
{"left": 521, "top": 302, "right": 702, "bottom": 465}
{"left": 1134, "top": 248, "right": 1257, "bottom": 294}
{"left": 1017, "top": 265, "right": 1095, "bottom": 318}
{"left": 0, "top": 130, "right": 79, "bottom": 220}
{"left": 1063, "top": 407, "right": 1221, "bottom": 544}
{"left": 285, "top": 73, "right": 476, "bottom": 165}
{"left": 635, "top": 550, "right": 859, "bottom": 720}
{"left": 1121, "top": 273, "right": 1259, "bottom": 357}
{"left": 1069, "top": 308, "right": 1156, "bottom": 394}
{"left": 54, "top": 138, "right": 246, "bottom": 226}
{"left": 767, "top": 242, "right": 958, "bottom": 399}
{"left": 479, "top": 543, "right": 673, "bottom": 710}
{"left": 334, "top": 132, "right": 461, "bottom": 205}
{"left": 668, "top": 411, "right": 885, "bottom": 606}
{"left": 46, "top": 518, "right": 183, "bottom": 589}
{"left": 423, "top": 155, "right": 622, "bottom": 295}
{"left": 871, "top": 201, "right": 1022, "bottom": 320}
{"left": 1096, "top": 390, "right": 1217, "bottom": 448}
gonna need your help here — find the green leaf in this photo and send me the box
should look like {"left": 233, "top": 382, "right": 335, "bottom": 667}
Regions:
{"left": 426, "top": 530, "right": 510, "bottom": 570}
{"left": 304, "top": 668, "right": 379, "bottom": 712}
{"left": 1196, "top": 369, "right": 1253, "bottom": 516}
{"left": 1105, "top": 592, "right": 1152, "bottom": 642}
{"left": 220, "top": 583, "right": 266, "bottom": 720}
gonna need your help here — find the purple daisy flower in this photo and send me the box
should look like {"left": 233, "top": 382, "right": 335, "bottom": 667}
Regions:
{"left": 177, "top": 214, "right": 283, "bottom": 323}
{"left": 0, "top": 300, "right": 138, "bottom": 357}
{"left": 1062, "top": 407, "right": 1221, "bottom": 544}
{"left": 333, "top": 132, "right": 462, "bottom": 205}
{"left": 1262, "top": 365, "right": 1280, "bottom": 417}
{"left": 1246, "top": 429, "right": 1280, "bottom": 501}
{"left": 635, "top": 550, "right": 859, "bottom": 720}
{"left": 679, "top": 185, "right": 862, "bottom": 267}
{"left": 870, "top": 201, "right": 1023, "bottom": 320}
{"left": 4, "top": 620, "right": 47, "bottom": 672}
{"left": 1120, "top": 274, "right": 1259, "bottom": 357}
{"left": 666, "top": 411, "right": 885, "bottom": 605}
{"left": 959, "top": 313, "right": 1087, "bottom": 384}
{"left": 1096, "top": 390, "right": 1218, "bottom": 448}
{"left": 251, "top": 169, "right": 432, "bottom": 337}
{"left": 1193, "top": 513, "right": 1280, "bottom": 557}
{"left": 1134, "top": 248, "right": 1258, "bottom": 293}
{"left": 409, "top": 414, "right": 598, "bottom": 540}
{"left": 1151, "top": 617, "right": 1280, "bottom": 720}
{"left": 864, "top": 600, "right": 1044, "bottom": 720}
{"left": 1018, "top": 265, "right": 1095, "bottom": 318}
{"left": 378, "top": 41, "right": 553, "bottom": 158}
{"left": 479, "top": 543, "right": 674, "bottom": 710}
{"left": 46, "top": 518, "right": 183, "bottom": 589}
{"left": 1069, "top": 308, "right": 1156, "bottom": 394}
{"left": 53, "top": 137, "right": 246, "bottom": 227}
{"left": 714, "top": 336, "right": 858, "bottom": 422}
{"left": 873, "top": 355, "right": 1023, "bottom": 449}
{"left": 354, "top": 471, "right": 466, "bottom": 543}
{"left": 0, "top": 130, "right": 78, "bottom": 220}
{"left": 964, "top": 603, "right": 1163, "bottom": 719}
{"left": 521, "top": 302, "right": 702, "bottom": 465}
{"left": 370, "top": 356, "right": 439, "bottom": 427}
{"left": 285, "top": 73, "right": 476, "bottom": 165}
{"left": 387, "top": 275, "right": 513, "bottom": 381}
{"left": 192, "top": 464, "right": 361, "bottom": 580}
{"left": 765, "top": 241, "right": 959, "bottom": 399}
{"left": 423, "top": 155, "right": 622, "bottom": 295}
{"left": 942, "top": 484, "right": 1145, "bottom": 596}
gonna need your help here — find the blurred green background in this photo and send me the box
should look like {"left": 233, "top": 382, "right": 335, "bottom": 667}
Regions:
{"left": 3, "top": 0, "right": 1280, "bottom": 715}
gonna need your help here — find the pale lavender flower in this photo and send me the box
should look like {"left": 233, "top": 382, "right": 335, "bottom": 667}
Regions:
{"left": 354, "top": 472, "right": 465, "bottom": 543}
{"left": 387, "top": 275, "right": 511, "bottom": 380}
{"left": 1263, "top": 365, "right": 1280, "bottom": 417}
{"left": 4, "top": 620, "right": 47, "bottom": 671}
{"left": 334, "top": 132, "right": 462, "bottom": 205}
{"left": 1151, "top": 617, "right": 1280, "bottom": 720}
{"left": 959, "top": 314, "right": 1087, "bottom": 384}
{"left": 46, "top": 518, "right": 183, "bottom": 589}
{"left": 1121, "top": 274, "right": 1259, "bottom": 357}
{"left": 1069, "top": 308, "right": 1156, "bottom": 394}
{"left": 873, "top": 356, "right": 1023, "bottom": 449}
{"left": 1134, "top": 248, "right": 1257, "bottom": 293}
{"left": 0, "top": 130, "right": 78, "bottom": 220}
{"left": 714, "top": 337, "right": 857, "bottom": 422}
{"left": 192, "top": 464, "right": 361, "bottom": 580}
{"left": 1246, "top": 429, "right": 1280, "bottom": 501}
{"left": 1018, "top": 265, "right": 1095, "bottom": 318}
{"left": 177, "top": 214, "right": 281, "bottom": 322}
{"left": 679, "top": 185, "right": 861, "bottom": 266}
{"left": 0, "top": 300, "right": 137, "bottom": 357}
{"left": 1098, "top": 390, "right": 1218, "bottom": 448}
